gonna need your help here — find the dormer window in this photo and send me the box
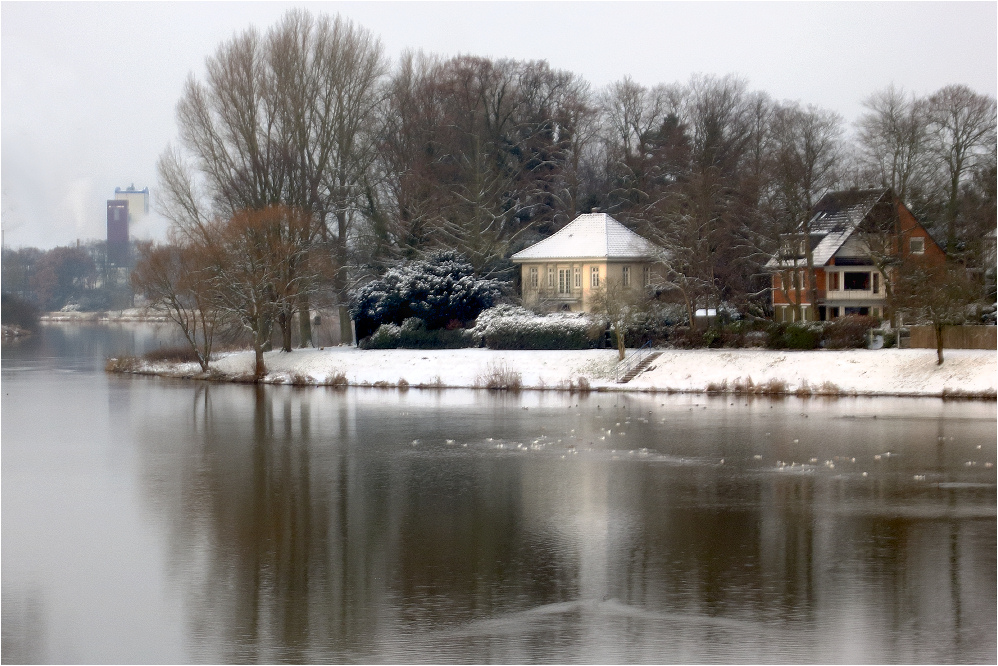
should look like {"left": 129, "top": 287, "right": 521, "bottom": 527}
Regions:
{"left": 780, "top": 236, "right": 806, "bottom": 257}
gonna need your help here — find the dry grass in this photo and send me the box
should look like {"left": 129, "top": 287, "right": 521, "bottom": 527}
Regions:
{"left": 817, "top": 381, "right": 842, "bottom": 395}
{"left": 105, "top": 356, "right": 141, "bottom": 373}
{"left": 941, "top": 387, "right": 998, "bottom": 401}
{"left": 706, "top": 379, "right": 728, "bottom": 393}
{"left": 706, "top": 376, "right": 791, "bottom": 396}
{"left": 476, "top": 361, "right": 522, "bottom": 391}
{"left": 416, "top": 375, "right": 445, "bottom": 389}
{"left": 373, "top": 380, "right": 391, "bottom": 388}
{"left": 289, "top": 372, "right": 314, "bottom": 386}
{"left": 323, "top": 371, "right": 348, "bottom": 387}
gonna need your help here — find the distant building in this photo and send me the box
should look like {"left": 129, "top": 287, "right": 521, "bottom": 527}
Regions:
{"left": 511, "top": 211, "right": 664, "bottom": 313}
{"left": 114, "top": 184, "right": 149, "bottom": 226}
{"left": 106, "top": 199, "right": 130, "bottom": 266}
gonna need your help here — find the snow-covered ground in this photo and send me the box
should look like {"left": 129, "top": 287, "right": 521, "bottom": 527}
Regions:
{"left": 140, "top": 346, "right": 997, "bottom": 398}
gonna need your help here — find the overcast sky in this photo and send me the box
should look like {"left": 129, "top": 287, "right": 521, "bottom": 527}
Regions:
{"left": 2, "top": 1, "right": 995, "bottom": 250}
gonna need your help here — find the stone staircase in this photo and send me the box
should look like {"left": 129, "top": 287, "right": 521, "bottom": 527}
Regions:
{"left": 617, "top": 351, "right": 662, "bottom": 383}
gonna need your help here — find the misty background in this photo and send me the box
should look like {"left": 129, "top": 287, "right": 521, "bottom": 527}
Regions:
{"left": 2, "top": 1, "right": 995, "bottom": 250}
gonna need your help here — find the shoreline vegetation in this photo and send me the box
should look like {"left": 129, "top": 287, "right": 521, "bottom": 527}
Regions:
{"left": 106, "top": 345, "right": 998, "bottom": 401}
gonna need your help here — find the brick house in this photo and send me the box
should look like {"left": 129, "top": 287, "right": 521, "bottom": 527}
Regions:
{"left": 511, "top": 212, "right": 663, "bottom": 313}
{"left": 766, "top": 188, "right": 945, "bottom": 322}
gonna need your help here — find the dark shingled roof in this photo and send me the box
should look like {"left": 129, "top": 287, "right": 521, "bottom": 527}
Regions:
{"left": 767, "top": 188, "right": 891, "bottom": 269}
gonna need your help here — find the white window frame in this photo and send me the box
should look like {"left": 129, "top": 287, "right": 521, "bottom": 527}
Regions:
{"left": 591, "top": 266, "right": 600, "bottom": 288}
{"left": 558, "top": 268, "right": 571, "bottom": 294}
{"left": 529, "top": 267, "right": 538, "bottom": 289}
{"left": 622, "top": 265, "right": 630, "bottom": 287}
{"left": 548, "top": 267, "right": 555, "bottom": 289}
{"left": 909, "top": 237, "right": 925, "bottom": 255}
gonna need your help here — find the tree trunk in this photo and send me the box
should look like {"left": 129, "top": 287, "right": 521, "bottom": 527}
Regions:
{"left": 253, "top": 310, "right": 268, "bottom": 378}
{"left": 615, "top": 322, "right": 626, "bottom": 361}
{"left": 335, "top": 209, "right": 353, "bottom": 345}
{"left": 298, "top": 292, "right": 313, "bottom": 348}
{"left": 935, "top": 322, "right": 945, "bottom": 365}
{"left": 339, "top": 304, "right": 352, "bottom": 345}
{"left": 279, "top": 309, "right": 293, "bottom": 353}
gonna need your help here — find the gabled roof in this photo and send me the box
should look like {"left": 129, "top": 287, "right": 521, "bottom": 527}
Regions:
{"left": 766, "top": 188, "right": 890, "bottom": 269}
{"left": 810, "top": 189, "right": 887, "bottom": 266}
{"left": 511, "top": 212, "right": 659, "bottom": 261}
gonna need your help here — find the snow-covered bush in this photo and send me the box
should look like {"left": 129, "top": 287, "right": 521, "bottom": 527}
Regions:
{"left": 360, "top": 317, "right": 475, "bottom": 349}
{"left": 350, "top": 252, "right": 504, "bottom": 340}
{"left": 472, "top": 305, "right": 603, "bottom": 350}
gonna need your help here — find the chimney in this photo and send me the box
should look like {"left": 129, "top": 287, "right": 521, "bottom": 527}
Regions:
{"left": 591, "top": 207, "right": 600, "bottom": 214}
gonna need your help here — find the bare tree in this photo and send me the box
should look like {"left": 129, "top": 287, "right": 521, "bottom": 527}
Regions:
{"left": 856, "top": 85, "right": 931, "bottom": 204}
{"left": 768, "top": 102, "right": 844, "bottom": 319}
{"left": 202, "top": 208, "right": 301, "bottom": 377}
{"left": 927, "top": 85, "right": 997, "bottom": 253}
{"left": 159, "top": 9, "right": 388, "bottom": 348}
{"left": 131, "top": 242, "right": 219, "bottom": 371}
{"left": 894, "top": 256, "right": 981, "bottom": 365}
{"left": 589, "top": 277, "right": 647, "bottom": 361}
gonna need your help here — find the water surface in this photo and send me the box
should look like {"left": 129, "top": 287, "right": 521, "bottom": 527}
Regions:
{"left": 3, "top": 324, "right": 995, "bottom": 663}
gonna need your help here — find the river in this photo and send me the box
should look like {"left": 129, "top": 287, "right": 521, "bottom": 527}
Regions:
{"left": 2, "top": 323, "right": 995, "bottom": 663}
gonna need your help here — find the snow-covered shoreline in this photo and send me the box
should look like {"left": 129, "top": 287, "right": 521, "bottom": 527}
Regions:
{"left": 120, "top": 346, "right": 998, "bottom": 399}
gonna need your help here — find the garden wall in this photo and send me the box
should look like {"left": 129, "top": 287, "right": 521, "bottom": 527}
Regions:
{"left": 908, "top": 325, "right": 997, "bottom": 350}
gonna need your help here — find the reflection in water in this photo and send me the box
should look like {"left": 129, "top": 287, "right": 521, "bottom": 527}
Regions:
{"left": 129, "top": 384, "right": 995, "bottom": 663}
{"left": 2, "top": 325, "right": 996, "bottom": 663}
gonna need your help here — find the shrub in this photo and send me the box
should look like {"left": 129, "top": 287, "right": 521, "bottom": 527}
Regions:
{"left": 350, "top": 251, "right": 503, "bottom": 340}
{"left": 1, "top": 293, "right": 40, "bottom": 331}
{"left": 766, "top": 322, "right": 822, "bottom": 350}
{"left": 474, "top": 305, "right": 602, "bottom": 350}
{"left": 823, "top": 315, "right": 879, "bottom": 349}
{"left": 143, "top": 345, "right": 200, "bottom": 363}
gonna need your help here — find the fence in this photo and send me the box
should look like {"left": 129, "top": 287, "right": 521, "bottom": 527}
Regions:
{"left": 907, "top": 325, "right": 996, "bottom": 350}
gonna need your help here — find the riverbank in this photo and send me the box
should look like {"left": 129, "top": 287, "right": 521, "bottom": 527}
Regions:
{"left": 41, "top": 308, "right": 170, "bottom": 323}
{"left": 115, "top": 346, "right": 997, "bottom": 399}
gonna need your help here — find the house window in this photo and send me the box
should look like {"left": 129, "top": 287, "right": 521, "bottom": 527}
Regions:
{"left": 828, "top": 272, "right": 839, "bottom": 291}
{"left": 548, "top": 267, "right": 555, "bottom": 289}
{"left": 622, "top": 265, "right": 631, "bottom": 287}
{"left": 844, "top": 272, "right": 870, "bottom": 291}
{"left": 529, "top": 267, "right": 538, "bottom": 289}
{"left": 591, "top": 266, "right": 600, "bottom": 288}
{"left": 643, "top": 265, "right": 650, "bottom": 287}
{"left": 872, "top": 273, "right": 880, "bottom": 294}
{"left": 910, "top": 237, "right": 925, "bottom": 255}
{"left": 574, "top": 267, "right": 581, "bottom": 289}
{"left": 558, "top": 269, "right": 571, "bottom": 294}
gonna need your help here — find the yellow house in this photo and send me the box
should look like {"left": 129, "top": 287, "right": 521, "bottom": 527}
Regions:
{"left": 511, "top": 212, "right": 662, "bottom": 312}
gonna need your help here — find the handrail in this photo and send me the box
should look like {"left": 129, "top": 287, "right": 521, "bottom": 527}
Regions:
{"left": 614, "top": 340, "right": 654, "bottom": 383}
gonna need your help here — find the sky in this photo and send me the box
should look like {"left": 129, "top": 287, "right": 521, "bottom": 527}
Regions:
{"left": 2, "top": 1, "right": 995, "bottom": 251}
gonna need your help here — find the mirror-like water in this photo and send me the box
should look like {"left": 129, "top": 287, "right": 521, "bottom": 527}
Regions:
{"left": 3, "top": 324, "right": 995, "bottom": 663}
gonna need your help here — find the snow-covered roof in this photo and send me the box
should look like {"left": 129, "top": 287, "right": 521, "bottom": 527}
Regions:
{"left": 511, "top": 213, "right": 659, "bottom": 262}
{"left": 766, "top": 189, "right": 889, "bottom": 269}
